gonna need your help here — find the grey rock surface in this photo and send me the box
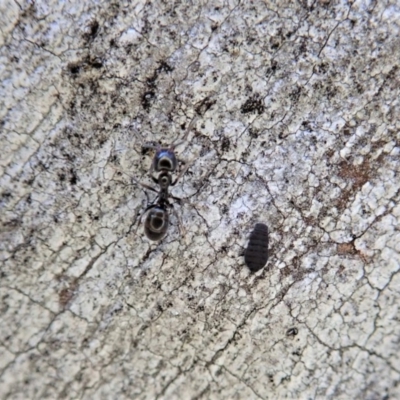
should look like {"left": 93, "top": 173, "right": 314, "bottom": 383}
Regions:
{"left": 1, "top": 1, "right": 399, "bottom": 399}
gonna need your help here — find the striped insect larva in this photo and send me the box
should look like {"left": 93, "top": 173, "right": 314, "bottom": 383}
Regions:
{"left": 244, "top": 223, "right": 269, "bottom": 272}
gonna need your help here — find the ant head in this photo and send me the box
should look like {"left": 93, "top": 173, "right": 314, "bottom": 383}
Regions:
{"left": 153, "top": 148, "right": 178, "bottom": 172}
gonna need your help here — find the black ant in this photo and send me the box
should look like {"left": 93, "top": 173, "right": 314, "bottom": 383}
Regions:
{"left": 132, "top": 116, "right": 198, "bottom": 240}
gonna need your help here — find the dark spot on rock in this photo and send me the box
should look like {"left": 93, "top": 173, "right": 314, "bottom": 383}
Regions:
{"left": 142, "top": 90, "right": 155, "bottom": 110}
{"left": 83, "top": 20, "right": 100, "bottom": 42}
{"left": 248, "top": 128, "right": 259, "bottom": 138}
{"left": 221, "top": 136, "right": 230, "bottom": 152}
{"left": 289, "top": 86, "right": 302, "bottom": 102}
{"left": 70, "top": 169, "right": 78, "bottom": 185}
{"left": 241, "top": 95, "right": 265, "bottom": 115}
{"left": 147, "top": 61, "right": 174, "bottom": 86}
{"left": 266, "top": 60, "right": 278, "bottom": 76}
{"left": 270, "top": 37, "right": 280, "bottom": 50}
{"left": 343, "top": 127, "right": 351, "bottom": 136}
{"left": 89, "top": 59, "right": 103, "bottom": 69}
{"left": 317, "top": 62, "right": 329, "bottom": 74}
{"left": 89, "top": 20, "right": 99, "bottom": 38}
{"left": 68, "top": 63, "right": 80, "bottom": 75}
{"left": 59, "top": 284, "right": 76, "bottom": 308}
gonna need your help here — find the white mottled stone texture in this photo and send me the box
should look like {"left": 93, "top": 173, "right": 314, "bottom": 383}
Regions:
{"left": 1, "top": 1, "right": 399, "bottom": 399}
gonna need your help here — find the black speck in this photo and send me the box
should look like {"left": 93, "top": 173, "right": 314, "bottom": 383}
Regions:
{"left": 68, "top": 64, "right": 80, "bottom": 75}
{"left": 70, "top": 169, "right": 78, "bottom": 185}
{"left": 266, "top": 60, "right": 278, "bottom": 76}
{"left": 89, "top": 20, "right": 99, "bottom": 38}
{"left": 90, "top": 60, "right": 103, "bottom": 69}
{"left": 248, "top": 128, "right": 259, "bottom": 139}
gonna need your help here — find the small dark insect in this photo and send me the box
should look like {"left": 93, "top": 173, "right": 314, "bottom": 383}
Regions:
{"left": 286, "top": 327, "right": 298, "bottom": 337}
{"left": 244, "top": 223, "right": 269, "bottom": 272}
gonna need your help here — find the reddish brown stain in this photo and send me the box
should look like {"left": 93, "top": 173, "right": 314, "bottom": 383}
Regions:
{"left": 338, "top": 159, "right": 371, "bottom": 190}
{"left": 58, "top": 283, "right": 77, "bottom": 308}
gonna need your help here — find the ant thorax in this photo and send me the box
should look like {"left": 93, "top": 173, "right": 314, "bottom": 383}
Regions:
{"left": 157, "top": 172, "right": 172, "bottom": 191}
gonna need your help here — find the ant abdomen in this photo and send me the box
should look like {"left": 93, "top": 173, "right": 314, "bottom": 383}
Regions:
{"left": 144, "top": 206, "right": 169, "bottom": 241}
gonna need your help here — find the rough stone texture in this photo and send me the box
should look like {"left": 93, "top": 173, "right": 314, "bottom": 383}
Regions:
{"left": 1, "top": 1, "right": 400, "bottom": 399}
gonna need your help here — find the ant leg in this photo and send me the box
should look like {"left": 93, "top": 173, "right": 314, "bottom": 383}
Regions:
{"left": 170, "top": 114, "right": 198, "bottom": 150}
{"left": 109, "top": 165, "right": 159, "bottom": 194}
{"left": 142, "top": 143, "right": 162, "bottom": 176}
{"left": 129, "top": 125, "right": 155, "bottom": 147}
{"left": 130, "top": 124, "right": 161, "bottom": 173}
{"left": 140, "top": 182, "right": 159, "bottom": 194}
{"left": 141, "top": 143, "right": 160, "bottom": 150}
{"left": 133, "top": 209, "right": 144, "bottom": 235}
{"left": 169, "top": 203, "right": 186, "bottom": 237}
{"left": 171, "top": 160, "right": 193, "bottom": 186}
